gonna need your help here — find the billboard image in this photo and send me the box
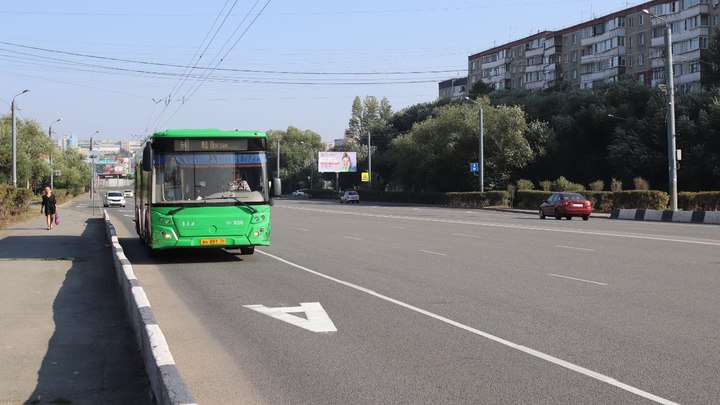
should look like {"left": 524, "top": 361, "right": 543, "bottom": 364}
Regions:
{"left": 318, "top": 151, "right": 357, "bottom": 173}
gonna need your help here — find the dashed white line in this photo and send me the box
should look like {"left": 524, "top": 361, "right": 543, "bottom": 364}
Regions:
{"left": 555, "top": 245, "right": 596, "bottom": 252}
{"left": 257, "top": 250, "right": 677, "bottom": 405}
{"left": 280, "top": 205, "right": 720, "bottom": 247}
{"left": 548, "top": 274, "right": 608, "bottom": 286}
{"left": 452, "top": 233, "right": 481, "bottom": 238}
{"left": 297, "top": 228, "right": 311, "bottom": 232}
{"left": 419, "top": 249, "right": 447, "bottom": 256}
{"left": 343, "top": 236, "right": 362, "bottom": 241}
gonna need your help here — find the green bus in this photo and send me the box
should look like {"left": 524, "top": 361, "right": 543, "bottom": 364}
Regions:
{"left": 135, "top": 129, "right": 271, "bottom": 254}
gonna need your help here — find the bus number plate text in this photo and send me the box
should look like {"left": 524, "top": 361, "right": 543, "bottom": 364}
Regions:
{"left": 201, "top": 238, "right": 226, "bottom": 246}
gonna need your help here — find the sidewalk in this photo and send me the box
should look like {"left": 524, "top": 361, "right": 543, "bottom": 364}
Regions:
{"left": 0, "top": 194, "right": 153, "bottom": 405}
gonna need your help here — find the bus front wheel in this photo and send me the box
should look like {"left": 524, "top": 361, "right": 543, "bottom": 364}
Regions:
{"left": 240, "top": 246, "right": 255, "bottom": 255}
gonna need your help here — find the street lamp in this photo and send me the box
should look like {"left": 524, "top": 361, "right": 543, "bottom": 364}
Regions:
{"left": 478, "top": 107, "right": 484, "bottom": 192}
{"left": 89, "top": 131, "right": 99, "bottom": 215}
{"left": 464, "top": 97, "right": 484, "bottom": 191}
{"left": 11, "top": 89, "right": 31, "bottom": 187}
{"left": 643, "top": 8, "right": 678, "bottom": 211}
{"left": 49, "top": 118, "right": 62, "bottom": 190}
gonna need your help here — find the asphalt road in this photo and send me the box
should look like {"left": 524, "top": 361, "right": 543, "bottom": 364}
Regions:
{"left": 107, "top": 199, "right": 720, "bottom": 404}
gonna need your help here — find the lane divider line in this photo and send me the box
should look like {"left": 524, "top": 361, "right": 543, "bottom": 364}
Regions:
{"left": 257, "top": 249, "right": 678, "bottom": 405}
{"left": 548, "top": 274, "right": 608, "bottom": 286}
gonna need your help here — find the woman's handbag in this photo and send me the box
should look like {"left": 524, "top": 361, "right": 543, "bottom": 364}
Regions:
{"left": 54, "top": 211, "right": 60, "bottom": 225}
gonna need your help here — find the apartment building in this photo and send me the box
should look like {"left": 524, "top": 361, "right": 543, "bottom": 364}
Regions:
{"left": 438, "top": 77, "right": 468, "bottom": 100}
{"left": 464, "top": 0, "right": 720, "bottom": 94}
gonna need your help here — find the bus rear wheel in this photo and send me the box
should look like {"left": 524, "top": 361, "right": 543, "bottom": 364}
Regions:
{"left": 240, "top": 246, "right": 255, "bottom": 255}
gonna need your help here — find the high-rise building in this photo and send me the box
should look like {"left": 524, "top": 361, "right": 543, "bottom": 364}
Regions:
{"left": 462, "top": 0, "right": 719, "bottom": 94}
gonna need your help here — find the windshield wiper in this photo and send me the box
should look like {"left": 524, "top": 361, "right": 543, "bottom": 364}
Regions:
{"left": 202, "top": 195, "right": 257, "bottom": 213}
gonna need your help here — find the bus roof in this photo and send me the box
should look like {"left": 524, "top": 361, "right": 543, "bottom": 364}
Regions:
{"left": 152, "top": 129, "right": 267, "bottom": 138}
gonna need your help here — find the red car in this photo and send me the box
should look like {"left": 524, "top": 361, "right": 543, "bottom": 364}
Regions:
{"left": 539, "top": 192, "right": 592, "bottom": 221}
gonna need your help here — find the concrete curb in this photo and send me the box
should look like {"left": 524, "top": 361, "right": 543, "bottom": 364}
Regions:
{"left": 610, "top": 209, "right": 720, "bottom": 225}
{"left": 103, "top": 210, "right": 197, "bottom": 405}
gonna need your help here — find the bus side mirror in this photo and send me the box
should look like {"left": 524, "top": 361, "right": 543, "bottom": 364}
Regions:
{"left": 273, "top": 177, "right": 282, "bottom": 197}
{"left": 142, "top": 143, "right": 152, "bottom": 172}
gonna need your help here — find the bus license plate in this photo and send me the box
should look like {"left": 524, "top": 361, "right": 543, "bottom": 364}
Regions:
{"left": 201, "top": 238, "right": 226, "bottom": 246}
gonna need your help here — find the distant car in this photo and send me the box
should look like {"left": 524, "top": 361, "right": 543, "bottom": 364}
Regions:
{"left": 103, "top": 191, "right": 127, "bottom": 208}
{"left": 123, "top": 190, "right": 134, "bottom": 198}
{"left": 292, "top": 189, "right": 308, "bottom": 197}
{"left": 539, "top": 192, "right": 592, "bottom": 220}
{"left": 340, "top": 190, "right": 359, "bottom": 204}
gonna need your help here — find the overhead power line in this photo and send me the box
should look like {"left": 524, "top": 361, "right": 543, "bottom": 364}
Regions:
{"left": 0, "top": 41, "right": 464, "bottom": 76}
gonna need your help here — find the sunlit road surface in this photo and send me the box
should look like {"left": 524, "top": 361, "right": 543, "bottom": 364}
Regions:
{"left": 109, "top": 201, "right": 719, "bottom": 404}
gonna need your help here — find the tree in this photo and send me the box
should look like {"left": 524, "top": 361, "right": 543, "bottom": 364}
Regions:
{"left": 267, "top": 126, "right": 323, "bottom": 190}
{"left": 701, "top": 28, "right": 720, "bottom": 88}
{"left": 468, "top": 80, "right": 494, "bottom": 99}
{"left": 388, "top": 99, "right": 535, "bottom": 192}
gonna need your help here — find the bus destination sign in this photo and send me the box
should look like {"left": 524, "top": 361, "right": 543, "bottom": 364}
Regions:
{"left": 174, "top": 138, "right": 248, "bottom": 152}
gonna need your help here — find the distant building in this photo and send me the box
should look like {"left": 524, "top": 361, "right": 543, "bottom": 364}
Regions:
{"left": 334, "top": 138, "right": 345, "bottom": 148}
{"left": 467, "top": 0, "right": 719, "bottom": 94}
{"left": 438, "top": 77, "right": 468, "bottom": 100}
{"left": 323, "top": 142, "right": 335, "bottom": 151}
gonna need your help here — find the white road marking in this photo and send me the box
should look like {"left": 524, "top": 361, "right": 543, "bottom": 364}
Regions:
{"left": 244, "top": 302, "right": 337, "bottom": 333}
{"left": 343, "top": 236, "right": 362, "bottom": 241}
{"left": 257, "top": 250, "right": 679, "bottom": 405}
{"left": 555, "top": 245, "right": 596, "bottom": 252}
{"left": 548, "top": 274, "right": 608, "bottom": 286}
{"left": 388, "top": 226, "right": 406, "bottom": 230}
{"left": 123, "top": 214, "right": 133, "bottom": 218}
{"left": 452, "top": 233, "right": 481, "bottom": 238}
{"left": 280, "top": 205, "right": 720, "bottom": 247}
{"left": 419, "top": 249, "right": 447, "bottom": 256}
{"left": 297, "top": 228, "right": 311, "bottom": 232}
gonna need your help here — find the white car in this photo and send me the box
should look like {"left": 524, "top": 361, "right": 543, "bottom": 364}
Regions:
{"left": 292, "top": 189, "right": 308, "bottom": 197}
{"left": 123, "top": 190, "right": 134, "bottom": 198}
{"left": 103, "top": 191, "right": 127, "bottom": 207}
{"left": 340, "top": 191, "right": 359, "bottom": 204}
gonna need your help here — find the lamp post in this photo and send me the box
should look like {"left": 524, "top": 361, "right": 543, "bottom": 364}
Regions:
{"left": 643, "top": 8, "right": 678, "bottom": 211}
{"left": 49, "top": 118, "right": 62, "bottom": 190}
{"left": 478, "top": 107, "right": 484, "bottom": 192}
{"left": 368, "top": 129, "right": 372, "bottom": 189}
{"left": 11, "top": 89, "right": 31, "bottom": 187}
{"left": 90, "top": 131, "right": 99, "bottom": 215}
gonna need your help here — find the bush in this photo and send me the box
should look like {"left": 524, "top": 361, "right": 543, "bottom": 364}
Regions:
{"left": 589, "top": 180, "right": 604, "bottom": 192}
{"left": 539, "top": 180, "right": 552, "bottom": 191}
{"left": 611, "top": 178, "right": 623, "bottom": 192}
{"left": 612, "top": 190, "right": 668, "bottom": 210}
{"left": 515, "top": 190, "right": 552, "bottom": 209}
{"left": 552, "top": 176, "right": 585, "bottom": 192}
{"left": 633, "top": 177, "right": 650, "bottom": 191}
{"left": 584, "top": 191, "right": 613, "bottom": 212}
{"left": 0, "top": 186, "right": 34, "bottom": 220}
{"left": 678, "top": 191, "right": 720, "bottom": 211}
{"left": 516, "top": 179, "right": 534, "bottom": 190}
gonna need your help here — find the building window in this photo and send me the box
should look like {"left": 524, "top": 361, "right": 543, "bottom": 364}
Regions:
{"left": 639, "top": 14, "right": 644, "bottom": 25}
{"left": 639, "top": 53, "right": 645, "bottom": 66}
{"left": 639, "top": 34, "right": 645, "bottom": 46}
{"left": 572, "top": 50, "right": 577, "bottom": 62}
{"left": 572, "top": 34, "right": 577, "bottom": 45}
{"left": 572, "top": 69, "right": 578, "bottom": 79}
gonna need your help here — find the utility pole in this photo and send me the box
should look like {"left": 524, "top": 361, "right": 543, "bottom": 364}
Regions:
{"left": 643, "top": 9, "right": 678, "bottom": 211}
{"left": 478, "top": 107, "right": 484, "bottom": 192}
{"left": 49, "top": 118, "right": 62, "bottom": 190}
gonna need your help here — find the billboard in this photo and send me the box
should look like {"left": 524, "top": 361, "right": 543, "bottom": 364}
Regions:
{"left": 318, "top": 151, "right": 357, "bottom": 173}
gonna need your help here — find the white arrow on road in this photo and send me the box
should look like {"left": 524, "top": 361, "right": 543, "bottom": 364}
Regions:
{"left": 244, "top": 302, "right": 337, "bottom": 333}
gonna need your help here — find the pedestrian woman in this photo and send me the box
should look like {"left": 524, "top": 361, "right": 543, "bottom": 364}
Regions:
{"left": 40, "top": 187, "right": 57, "bottom": 230}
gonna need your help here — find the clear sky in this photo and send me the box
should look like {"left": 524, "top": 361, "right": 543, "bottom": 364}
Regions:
{"left": 0, "top": 0, "right": 646, "bottom": 143}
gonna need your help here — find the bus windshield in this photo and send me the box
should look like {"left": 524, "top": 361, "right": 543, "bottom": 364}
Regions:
{"left": 154, "top": 152, "right": 268, "bottom": 203}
